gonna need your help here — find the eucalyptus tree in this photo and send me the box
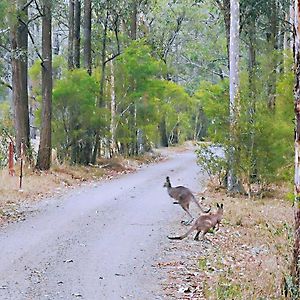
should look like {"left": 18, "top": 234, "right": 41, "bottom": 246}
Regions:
{"left": 290, "top": 1, "right": 300, "bottom": 296}
{"left": 36, "top": 0, "right": 52, "bottom": 170}
{"left": 83, "top": 0, "right": 92, "bottom": 75}
{"left": 74, "top": 0, "right": 81, "bottom": 68}
{"left": 68, "top": 0, "right": 75, "bottom": 70}
{"left": 10, "top": 0, "right": 31, "bottom": 157}
{"left": 227, "top": 0, "right": 240, "bottom": 192}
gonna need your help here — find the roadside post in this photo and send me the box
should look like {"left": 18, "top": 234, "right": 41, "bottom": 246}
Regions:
{"left": 19, "top": 142, "right": 24, "bottom": 191}
{"left": 8, "top": 141, "right": 15, "bottom": 176}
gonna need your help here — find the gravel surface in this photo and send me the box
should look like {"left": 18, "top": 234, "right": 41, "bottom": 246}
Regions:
{"left": 0, "top": 148, "right": 208, "bottom": 300}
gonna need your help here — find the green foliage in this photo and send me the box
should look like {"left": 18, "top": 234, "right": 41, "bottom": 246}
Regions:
{"left": 215, "top": 277, "right": 242, "bottom": 300}
{"left": 193, "top": 79, "right": 229, "bottom": 142}
{"left": 114, "top": 40, "right": 194, "bottom": 151}
{"left": 52, "top": 69, "right": 103, "bottom": 163}
{"left": 195, "top": 62, "right": 293, "bottom": 189}
{"left": 283, "top": 275, "right": 300, "bottom": 300}
{"left": 0, "top": 101, "right": 13, "bottom": 167}
{"left": 196, "top": 143, "right": 227, "bottom": 185}
{"left": 161, "top": 80, "right": 192, "bottom": 144}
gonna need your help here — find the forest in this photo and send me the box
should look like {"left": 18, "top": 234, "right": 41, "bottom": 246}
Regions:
{"left": 1, "top": 0, "right": 300, "bottom": 298}
{"left": 0, "top": 0, "right": 294, "bottom": 182}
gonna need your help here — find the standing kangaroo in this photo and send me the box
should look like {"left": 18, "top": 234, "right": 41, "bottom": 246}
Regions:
{"left": 168, "top": 203, "right": 224, "bottom": 241}
{"left": 163, "top": 176, "right": 210, "bottom": 225}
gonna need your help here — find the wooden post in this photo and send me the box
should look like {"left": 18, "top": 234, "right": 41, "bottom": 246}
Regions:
{"left": 19, "top": 142, "right": 24, "bottom": 190}
{"left": 8, "top": 142, "right": 15, "bottom": 176}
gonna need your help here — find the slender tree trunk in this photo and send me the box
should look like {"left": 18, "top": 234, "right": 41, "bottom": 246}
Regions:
{"left": 99, "top": 12, "right": 108, "bottom": 108}
{"left": 227, "top": 0, "right": 240, "bottom": 192}
{"left": 290, "top": 0, "right": 295, "bottom": 50}
{"left": 290, "top": 0, "right": 300, "bottom": 296}
{"left": 247, "top": 22, "right": 257, "bottom": 193}
{"left": 74, "top": 0, "right": 81, "bottom": 68}
{"left": 159, "top": 116, "right": 168, "bottom": 147}
{"left": 110, "top": 60, "right": 117, "bottom": 155}
{"left": 36, "top": 0, "right": 52, "bottom": 170}
{"left": 91, "top": 11, "right": 108, "bottom": 164}
{"left": 68, "top": 0, "right": 75, "bottom": 70}
{"left": 83, "top": 0, "right": 92, "bottom": 75}
{"left": 216, "top": 0, "right": 230, "bottom": 69}
{"left": 130, "top": 1, "right": 139, "bottom": 155}
{"left": 10, "top": 0, "right": 30, "bottom": 157}
{"left": 267, "top": 0, "right": 278, "bottom": 110}
{"left": 130, "top": 1, "right": 137, "bottom": 40}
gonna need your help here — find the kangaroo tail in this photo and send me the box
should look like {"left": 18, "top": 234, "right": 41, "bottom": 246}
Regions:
{"left": 167, "top": 224, "right": 196, "bottom": 240}
{"left": 192, "top": 194, "right": 211, "bottom": 213}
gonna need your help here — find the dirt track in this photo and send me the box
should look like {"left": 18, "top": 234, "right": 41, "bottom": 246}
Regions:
{"left": 0, "top": 148, "right": 207, "bottom": 300}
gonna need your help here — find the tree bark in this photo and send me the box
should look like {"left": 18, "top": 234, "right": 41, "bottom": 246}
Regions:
{"left": 216, "top": 0, "right": 230, "bottom": 69}
{"left": 267, "top": 0, "right": 278, "bottom": 111}
{"left": 10, "top": 0, "right": 30, "bottom": 157}
{"left": 74, "top": 0, "right": 81, "bottom": 68}
{"left": 36, "top": 0, "right": 52, "bottom": 170}
{"left": 227, "top": 0, "right": 240, "bottom": 192}
{"left": 83, "top": 0, "right": 92, "bottom": 75}
{"left": 130, "top": 1, "right": 137, "bottom": 40}
{"left": 290, "top": 0, "right": 300, "bottom": 295}
{"left": 68, "top": 0, "right": 75, "bottom": 70}
{"left": 159, "top": 116, "right": 168, "bottom": 147}
{"left": 109, "top": 60, "right": 117, "bottom": 155}
{"left": 247, "top": 21, "right": 257, "bottom": 191}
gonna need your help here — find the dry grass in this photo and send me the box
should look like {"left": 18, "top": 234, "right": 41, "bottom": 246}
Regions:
{"left": 0, "top": 154, "right": 162, "bottom": 225}
{"left": 160, "top": 185, "right": 294, "bottom": 299}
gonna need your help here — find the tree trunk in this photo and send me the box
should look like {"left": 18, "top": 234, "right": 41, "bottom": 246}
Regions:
{"left": 216, "top": 0, "right": 230, "bottom": 69}
{"left": 83, "top": 0, "right": 92, "bottom": 75}
{"left": 36, "top": 0, "right": 52, "bottom": 170}
{"left": 290, "top": 0, "right": 295, "bottom": 50}
{"left": 110, "top": 60, "right": 117, "bottom": 156}
{"left": 74, "top": 0, "right": 81, "bottom": 68}
{"left": 68, "top": 0, "right": 75, "bottom": 70}
{"left": 130, "top": 1, "right": 137, "bottom": 40}
{"left": 159, "top": 116, "right": 168, "bottom": 147}
{"left": 10, "top": 0, "right": 30, "bottom": 157}
{"left": 290, "top": 0, "right": 300, "bottom": 296}
{"left": 99, "top": 12, "right": 108, "bottom": 108}
{"left": 91, "top": 11, "right": 108, "bottom": 163}
{"left": 267, "top": 0, "right": 278, "bottom": 110}
{"left": 247, "top": 21, "right": 258, "bottom": 191}
{"left": 130, "top": 1, "right": 139, "bottom": 155}
{"left": 227, "top": 0, "right": 240, "bottom": 192}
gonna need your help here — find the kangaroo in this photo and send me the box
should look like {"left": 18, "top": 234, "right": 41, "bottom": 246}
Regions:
{"left": 168, "top": 203, "right": 224, "bottom": 241}
{"left": 163, "top": 176, "right": 210, "bottom": 225}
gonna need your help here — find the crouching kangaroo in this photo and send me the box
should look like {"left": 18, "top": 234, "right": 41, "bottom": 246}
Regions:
{"left": 163, "top": 176, "right": 210, "bottom": 225}
{"left": 168, "top": 203, "right": 224, "bottom": 241}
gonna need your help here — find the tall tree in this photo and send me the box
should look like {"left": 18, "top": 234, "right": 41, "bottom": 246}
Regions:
{"left": 83, "top": 0, "right": 92, "bottom": 75}
{"left": 130, "top": 0, "right": 138, "bottom": 40}
{"left": 10, "top": 0, "right": 30, "bottom": 157}
{"left": 227, "top": 0, "right": 240, "bottom": 192}
{"left": 68, "top": 0, "right": 75, "bottom": 70}
{"left": 74, "top": 0, "right": 81, "bottom": 68}
{"left": 36, "top": 0, "right": 52, "bottom": 170}
{"left": 266, "top": 0, "right": 278, "bottom": 110}
{"left": 215, "top": 0, "right": 230, "bottom": 67}
{"left": 291, "top": 0, "right": 300, "bottom": 295}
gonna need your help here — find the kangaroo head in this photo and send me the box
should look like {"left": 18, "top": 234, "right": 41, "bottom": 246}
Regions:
{"left": 163, "top": 176, "right": 171, "bottom": 188}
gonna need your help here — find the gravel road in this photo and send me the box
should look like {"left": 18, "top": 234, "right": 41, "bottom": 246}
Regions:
{"left": 0, "top": 148, "right": 207, "bottom": 300}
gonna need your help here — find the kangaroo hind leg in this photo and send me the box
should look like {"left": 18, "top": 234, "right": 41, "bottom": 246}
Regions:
{"left": 181, "top": 203, "right": 194, "bottom": 226}
{"left": 194, "top": 231, "right": 201, "bottom": 241}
